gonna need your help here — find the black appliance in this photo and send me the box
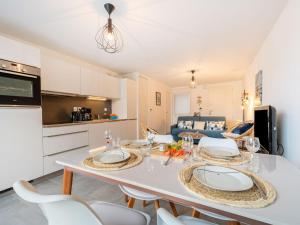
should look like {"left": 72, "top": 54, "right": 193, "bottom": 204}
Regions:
{"left": 0, "top": 59, "right": 41, "bottom": 106}
{"left": 254, "top": 105, "right": 278, "bottom": 154}
{"left": 72, "top": 107, "right": 92, "bottom": 122}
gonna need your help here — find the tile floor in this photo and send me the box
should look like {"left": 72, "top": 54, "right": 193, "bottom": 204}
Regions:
{"left": 0, "top": 171, "right": 229, "bottom": 225}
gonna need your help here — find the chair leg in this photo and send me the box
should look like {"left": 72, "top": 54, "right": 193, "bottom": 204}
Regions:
{"left": 124, "top": 194, "right": 129, "bottom": 203}
{"left": 127, "top": 197, "right": 135, "bottom": 208}
{"left": 227, "top": 222, "right": 240, "bottom": 225}
{"left": 154, "top": 200, "right": 160, "bottom": 210}
{"left": 192, "top": 209, "right": 200, "bottom": 218}
{"left": 169, "top": 202, "right": 179, "bottom": 217}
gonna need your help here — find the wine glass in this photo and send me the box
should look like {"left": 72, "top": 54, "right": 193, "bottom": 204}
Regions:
{"left": 104, "top": 130, "right": 113, "bottom": 150}
{"left": 245, "top": 137, "right": 260, "bottom": 153}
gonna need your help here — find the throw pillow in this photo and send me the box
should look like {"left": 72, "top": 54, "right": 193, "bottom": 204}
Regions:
{"left": 177, "top": 120, "right": 193, "bottom": 129}
{"left": 177, "top": 120, "right": 185, "bottom": 129}
{"left": 206, "top": 121, "right": 225, "bottom": 131}
{"left": 232, "top": 122, "right": 253, "bottom": 134}
{"left": 193, "top": 121, "right": 206, "bottom": 130}
{"left": 184, "top": 120, "right": 193, "bottom": 129}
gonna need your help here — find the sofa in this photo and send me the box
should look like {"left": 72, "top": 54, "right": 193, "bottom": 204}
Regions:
{"left": 170, "top": 116, "right": 227, "bottom": 144}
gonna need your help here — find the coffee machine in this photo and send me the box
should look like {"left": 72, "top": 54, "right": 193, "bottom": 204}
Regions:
{"left": 71, "top": 107, "right": 92, "bottom": 122}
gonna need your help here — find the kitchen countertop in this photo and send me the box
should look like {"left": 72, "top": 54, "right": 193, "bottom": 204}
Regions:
{"left": 43, "top": 118, "right": 137, "bottom": 128}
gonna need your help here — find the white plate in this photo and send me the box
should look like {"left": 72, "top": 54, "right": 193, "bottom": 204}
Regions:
{"left": 193, "top": 165, "right": 253, "bottom": 191}
{"left": 202, "top": 146, "right": 240, "bottom": 158}
{"left": 93, "top": 149, "right": 130, "bottom": 164}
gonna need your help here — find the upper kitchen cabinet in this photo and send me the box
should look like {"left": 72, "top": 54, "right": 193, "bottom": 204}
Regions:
{"left": 41, "top": 52, "right": 81, "bottom": 94}
{"left": 80, "top": 66, "right": 100, "bottom": 96}
{"left": 0, "top": 35, "right": 40, "bottom": 67}
{"left": 99, "top": 74, "right": 120, "bottom": 99}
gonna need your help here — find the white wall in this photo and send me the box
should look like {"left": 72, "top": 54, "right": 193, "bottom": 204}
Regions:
{"left": 172, "top": 81, "right": 243, "bottom": 123}
{"left": 243, "top": 0, "right": 300, "bottom": 166}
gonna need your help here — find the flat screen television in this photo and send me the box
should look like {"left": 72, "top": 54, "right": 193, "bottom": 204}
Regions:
{"left": 254, "top": 105, "right": 278, "bottom": 154}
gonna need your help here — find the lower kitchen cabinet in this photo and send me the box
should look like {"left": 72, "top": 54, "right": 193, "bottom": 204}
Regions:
{"left": 42, "top": 120, "right": 137, "bottom": 175}
{"left": 43, "top": 147, "right": 88, "bottom": 175}
{"left": 88, "top": 120, "right": 137, "bottom": 149}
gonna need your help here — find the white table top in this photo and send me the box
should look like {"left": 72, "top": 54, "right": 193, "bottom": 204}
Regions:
{"left": 56, "top": 150, "right": 300, "bottom": 225}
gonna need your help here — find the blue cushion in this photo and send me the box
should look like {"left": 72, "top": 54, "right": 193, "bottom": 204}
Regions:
{"left": 232, "top": 123, "right": 253, "bottom": 134}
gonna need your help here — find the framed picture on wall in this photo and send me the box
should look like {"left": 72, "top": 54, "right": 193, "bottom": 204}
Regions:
{"left": 255, "top": 70, "right": 263, "bottom": 106}
{"left": 156, "top": 92, "right": 161, "bottom": 106}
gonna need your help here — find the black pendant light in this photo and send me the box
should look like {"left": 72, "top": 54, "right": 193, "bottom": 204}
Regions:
{"left": 95, "top": 3, "right": 123, "bottom": 53}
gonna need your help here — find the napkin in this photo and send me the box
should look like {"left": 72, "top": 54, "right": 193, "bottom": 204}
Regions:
{"left": 198, "top": 137, "right": 239, "bottom": 155}
{"left": 153, "top": 135, "right": 174, "bottom": 144}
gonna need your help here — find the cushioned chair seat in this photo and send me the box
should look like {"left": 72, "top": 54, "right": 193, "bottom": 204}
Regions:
{"left": 90, "top": 201, "right": 150, "bottom": 225}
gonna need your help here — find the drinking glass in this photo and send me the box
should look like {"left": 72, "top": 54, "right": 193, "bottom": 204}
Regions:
{"left": 245, "top": 137, "right": 260, "bottom": 172}
{"left": 142, "top": 144, "right": 152, "bottom": 157}
{"left": 245, "top": 137, "right": 260, "bottom": 153}
{"left": 182, "top": 136, "right": 192, "bottom": 153}
{"left": 113, "top": 137, "right": 121, "bottom": 149}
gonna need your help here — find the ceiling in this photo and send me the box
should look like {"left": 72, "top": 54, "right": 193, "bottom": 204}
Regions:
{"left": 0, "top": 0, "right": 287, "bottom": 87}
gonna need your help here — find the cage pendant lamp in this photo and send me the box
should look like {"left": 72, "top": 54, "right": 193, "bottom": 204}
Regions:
{"left": 95, "top": 3, "right": 123, "bottom": 53}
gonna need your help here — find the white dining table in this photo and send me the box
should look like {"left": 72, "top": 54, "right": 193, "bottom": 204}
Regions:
{"left": 56, "top": 150, "right": 300, "bottom": 225}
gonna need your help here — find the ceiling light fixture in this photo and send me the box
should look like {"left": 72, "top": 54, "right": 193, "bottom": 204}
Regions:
{"left": 95, "top": 3, "right": 123, "bottom": 53}
{"left": 189, "top": 70, "right": 197, "bottom": 89}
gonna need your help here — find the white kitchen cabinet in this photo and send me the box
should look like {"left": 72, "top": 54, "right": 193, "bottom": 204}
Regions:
{"left": 41, "top": 53, "right": 81, "bottom": 94}
{"left": 43, "top": 147, "right": 88, "bottom": 175}
{"left": 99, "top": 74, "right": 120, "bottom": 99}
{"left": 112, "top": 78, "right": 137, "bottom": 119}
{"left": 88, "top": 120, "right": 137, "bottom": 149}
{"left": 0, "top": 35, "right": 40, "bottom": 67}
{"left": 80, "top": 66, "right": 100, "bottom": 96}
{"left": 43, "top": 125, "right": 89, "bottom": 156}
{"left": 0, "top": 107, "right": 43, "bottom": 191}
{"left": 88, "top": 123, "right": 107, "bottom": 148}
{"left": 42, "top": 124, "right": 89, "bottom": 175}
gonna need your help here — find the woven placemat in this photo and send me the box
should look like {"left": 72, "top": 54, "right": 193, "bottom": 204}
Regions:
{"left": 121, "top": 143, "right": 160, "bottom": 151}
{"left": 179, "top": 163, "right": 277, "bottom": 208}
{"left": 83, "top": 150, "right": 143, "bottom": 171}
{"left": 199, "top": 150, "right": 252, "bottom": 166}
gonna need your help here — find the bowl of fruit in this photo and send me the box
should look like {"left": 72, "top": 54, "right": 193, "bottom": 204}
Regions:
{"left": 163, "top": 140, "right": 186, "bottom": 157}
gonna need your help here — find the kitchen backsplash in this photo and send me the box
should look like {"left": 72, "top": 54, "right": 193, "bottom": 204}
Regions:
{"left": 42, "top": 94, "right": 112, "bottom": 124}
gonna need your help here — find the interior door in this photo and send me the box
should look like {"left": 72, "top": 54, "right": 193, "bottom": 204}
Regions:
{"left": 165, "top": 91, "right": 171, "bottom": 134}
{"left": 147, "top": 82, "right": 164, "bottom": 134}
{"left": 138, "top": 76, "right": 149, "bottom": 138}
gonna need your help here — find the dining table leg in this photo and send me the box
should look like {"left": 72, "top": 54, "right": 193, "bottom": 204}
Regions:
{"left": 63, "top": 168, "right": 73, "bottom": 195}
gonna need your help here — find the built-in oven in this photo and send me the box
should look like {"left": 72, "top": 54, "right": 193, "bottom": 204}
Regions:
{"left": 0, "top": 59, "right": 41, "bottom": 106}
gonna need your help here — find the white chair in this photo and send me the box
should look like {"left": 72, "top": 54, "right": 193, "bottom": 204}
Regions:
{"left": 13, "top": 180, "right": 150, "bottom": 225}
{"left": 192, "top": 208, "right": 240, "bottom": 225}
{"left": 119, "top": 185, "right": 178, "bottom": 216}
{"left": 157, "top": 208, "right": 216, "bottom": 225}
